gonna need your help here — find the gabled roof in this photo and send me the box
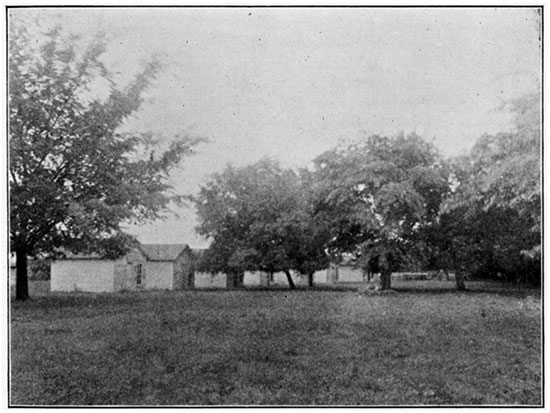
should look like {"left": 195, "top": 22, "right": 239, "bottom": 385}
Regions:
{"left": 139, "top": 244, "right": 189, "bottom": 261}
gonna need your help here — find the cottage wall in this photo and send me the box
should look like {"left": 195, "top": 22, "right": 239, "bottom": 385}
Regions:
{"left": 289, "top": 271, "right": 329, "bottom": 285}
{"left": 327, "top": 264, "right": 339, "bottom": 284}
{"left": 9, "top": 266, "right": 16, "bottom": 286}
{"left": 144, "top": 262, "right": 173, "bottom": 290}
{"left": 114, "top": 263, "right": 137, "bottom": 291}
{"left": 117, "top": 248, "right": 147, "bottom": 291}
{"left": 244, "top": 271, "right": 297, "bottom": 286}
{"left": 337, "top": 266, "right": 364, "bottom": 283}
{"left": 313, "top": 270, "right": 329, "bottom": 284}
{"left": 51, "top": 260, "right": 116, "bottom": 292}
{"left": 194, "top": 272, "right": 226, "bottom": 288}
{"left": 173, "top": 251, "right": 194, "bottom": 290}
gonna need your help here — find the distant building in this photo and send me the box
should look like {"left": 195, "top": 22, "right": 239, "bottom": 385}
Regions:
{"left": 50, "top": 244, "right": 194, "bottom": 293}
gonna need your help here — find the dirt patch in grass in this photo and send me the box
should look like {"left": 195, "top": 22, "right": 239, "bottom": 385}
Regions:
{"left": 10, "top": 281, "right": 541, "bottom": 406}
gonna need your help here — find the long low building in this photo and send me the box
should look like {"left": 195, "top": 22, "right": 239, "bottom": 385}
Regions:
{"left": 51, "top": 244, "right": 194, "bottom": 293}
{"left": 51, "top": 243, "right": 368, "bottom": 293}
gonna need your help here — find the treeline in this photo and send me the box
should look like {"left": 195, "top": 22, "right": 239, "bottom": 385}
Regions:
{"left": 194, "top": 93, "right": 541, "bottom": 290}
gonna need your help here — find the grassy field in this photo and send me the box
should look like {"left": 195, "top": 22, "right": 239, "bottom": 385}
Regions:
{"left": 10, "top": 280, "right": 541, "bottom": 406}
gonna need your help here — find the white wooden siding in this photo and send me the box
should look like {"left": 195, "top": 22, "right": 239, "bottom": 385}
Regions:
{"left": 194, "top": 272, "right": 226, "bottom": 288}
{"left": 51, "top": 260, "right": 115, "bottom": 292}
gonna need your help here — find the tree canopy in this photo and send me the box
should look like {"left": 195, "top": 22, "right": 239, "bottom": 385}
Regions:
{"left": 194, "top": 159, "right": 332, "bottom": 288}
{"left": 9, "top": 21, "right": 202, "bottom": 299}
{"left": 311, "top": 134, "right": 450, "bottom": 289}
{"left": 430, "top": 91, "right": 542, "bottom": 286}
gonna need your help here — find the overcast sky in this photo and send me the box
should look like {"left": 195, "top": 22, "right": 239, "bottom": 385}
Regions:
{"left": 10, "top": 7, "right": 541, "bottom": 247}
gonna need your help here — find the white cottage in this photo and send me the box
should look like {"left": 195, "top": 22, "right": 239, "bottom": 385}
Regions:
{"left": 51, "top": 244, "right": 194, "bottom": 293}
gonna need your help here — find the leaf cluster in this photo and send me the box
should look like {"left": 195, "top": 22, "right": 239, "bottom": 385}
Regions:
{"left": 311, "top": 133, "right": 450, "bottom": 270}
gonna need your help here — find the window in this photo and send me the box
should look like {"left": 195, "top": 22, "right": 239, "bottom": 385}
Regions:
{"left": 135, "top": 264, "right": 143, "bottom": 286}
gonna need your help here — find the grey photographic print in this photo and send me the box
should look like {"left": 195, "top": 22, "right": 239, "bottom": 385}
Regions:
{"left": 8, "top": 6, "right": 541, "bottom": 406}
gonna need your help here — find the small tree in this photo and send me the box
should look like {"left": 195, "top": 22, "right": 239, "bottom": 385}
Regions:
{"left": 9, "top": 21, "right": 202, "bottom": 299}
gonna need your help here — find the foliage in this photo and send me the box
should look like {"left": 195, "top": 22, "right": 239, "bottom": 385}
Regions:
{"left": 428, "top": 203, "right": 540, "bottom": 284}
{"left": 9, "top": 20, "right": 202, "bottom": 298}
{"left": 194, "top": 159, "right": 331, "bottom": 287}
{"left": 432, "top": 92, "right": 541, "bottom": 285}
{"left": 472, "top": 92, "right": 541, "bottom": 225}
{"left": 311, "top": 133, "right": 450, "bottom": 289}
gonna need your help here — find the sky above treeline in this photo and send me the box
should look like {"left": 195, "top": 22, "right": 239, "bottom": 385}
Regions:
{"left": 10, "top": 7, "right": 541, "bottom": 247}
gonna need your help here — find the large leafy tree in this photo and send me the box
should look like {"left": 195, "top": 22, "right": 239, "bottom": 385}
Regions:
{"left": 194, "top": 159, "right": 331, "bottom": 289}
{"left": 433, "top": 91, "right": 542, "bottom": 286}
{"left": 311, "top": 134, "right": 450, "bottom": 290}
{"left": 9, "top": 21, "right": 201, "bottom": 299}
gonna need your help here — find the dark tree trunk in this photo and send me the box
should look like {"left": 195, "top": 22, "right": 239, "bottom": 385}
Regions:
{"left": 226, "top": 271, "right": 244, "bottom": 289}
{"left": 284, "top": 270, "right": 296, "bottom": 290}
{"left": 226, "top": 272, "right": 233, "bottom": 289}
{"left": 308, "top": 271, "right": 314, "bottom": 287}
{"left": 380, "top": 269, "right": 392, "bottom": 290}
{"left": 455, "top": 270, "right": 466, "bottom": 290}
{"left": 15, "top": 247, "right": 29, "bottom": 300}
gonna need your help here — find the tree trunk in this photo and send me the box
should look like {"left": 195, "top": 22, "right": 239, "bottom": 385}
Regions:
{"left": 455, "top": 270, "right": 466, "bottom": 290}
{"left": 284, "top": 270, "right": 296, "bottom": 290}
{"left": 260, "top": 272, "right": 271, "bottom": 287}
{"left": 380, "top": 269, "right": 392, "bottom": 290}
{"left": 15, "top": 247, "right": 29, "bottom": 300}
{"left": 226, "top": 272, "right": 234, "bottom": 289}
{"left": 327, "top": 264, "right": 338, "bottom": 284}
{"left": 226, "top": 271, "right": 244, "bottom": 289}
{"left": 308, "top": 271, "right": 314, "bottom": 287}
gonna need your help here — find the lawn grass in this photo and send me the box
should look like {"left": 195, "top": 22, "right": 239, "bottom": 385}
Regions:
{"left": 10, "top": 280, "right": 541, "bottom": 406}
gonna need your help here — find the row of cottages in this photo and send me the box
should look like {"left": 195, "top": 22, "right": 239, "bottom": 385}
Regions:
{"left": 51, "top": 244, "right": 194, "bottom": 293}
{"left": 193, "top": 266, "right": 365, "bottom": 288}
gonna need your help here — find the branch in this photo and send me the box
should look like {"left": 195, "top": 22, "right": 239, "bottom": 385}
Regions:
{"left": 51, "top": 159, "right": 73, "bottom": 183}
